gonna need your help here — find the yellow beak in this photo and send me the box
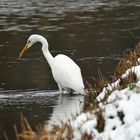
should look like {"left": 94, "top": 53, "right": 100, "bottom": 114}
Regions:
{"left": 19, "top": 42, "right": 29, "bottom": 58}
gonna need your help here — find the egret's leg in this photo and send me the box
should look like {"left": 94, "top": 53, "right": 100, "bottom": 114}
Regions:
{"left": 58, "top": 84, "right": 63, "bottom": 104}
{"left": 58, "top": 84, "right": 63, "bottom": 94}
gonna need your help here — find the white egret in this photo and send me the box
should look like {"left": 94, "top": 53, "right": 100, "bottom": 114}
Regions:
{"left": 19, "top": 34, "right": 85, "bottom": 95}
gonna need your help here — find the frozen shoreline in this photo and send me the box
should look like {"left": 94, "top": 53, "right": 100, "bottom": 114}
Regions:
{"left": 68, "top": 63, "right": 140, "bottom": 140}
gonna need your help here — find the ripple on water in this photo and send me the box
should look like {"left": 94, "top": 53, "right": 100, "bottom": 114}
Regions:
{"left": 0, "top": 90, "right": 59, "bottom": 106}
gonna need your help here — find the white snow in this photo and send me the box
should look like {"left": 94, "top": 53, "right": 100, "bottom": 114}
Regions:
{"left": 81, "top": 119, "right": 97, "bottom": 134}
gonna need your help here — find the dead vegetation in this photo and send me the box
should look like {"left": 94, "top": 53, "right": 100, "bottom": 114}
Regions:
{"left": 114, "top": 42, "right": 140, "bottom": 79}
{"left": 16, "top": 115, "right": 74, "bottom": 140}
{"left": 85, "top": 42, "right": 140, "bottom": 108}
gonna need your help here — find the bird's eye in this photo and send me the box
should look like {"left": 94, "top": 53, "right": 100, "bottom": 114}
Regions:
{"left": 28, "top": 40, "right": 31, "bottom": 44}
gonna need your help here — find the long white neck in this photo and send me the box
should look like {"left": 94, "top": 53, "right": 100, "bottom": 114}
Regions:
{"left": 38, "top": 36, "right": 53, "bottom": 67}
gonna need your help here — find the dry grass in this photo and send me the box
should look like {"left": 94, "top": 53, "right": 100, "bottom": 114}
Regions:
{"left": 84, "top": 69, "right": 110, "bottom": 111}
{"left": 113, "top": 42, "right": 140, "bottom": 80}
{"left": 16, "top": 115, "right": 74, "bottom": 140}
{"left": 118, "top": 71, "right": 137, "bottom": 90}
{"left": 85, "top": 42, "right": 140, "bottom": 107}
{"left": 84, "top": 81, "right": 99, "bottom": 111}
{"left": 16, "top": 115, "right": 36, "bottom": 140}
{"left": 96, "top": 108, "right": 105, "bottom": 132}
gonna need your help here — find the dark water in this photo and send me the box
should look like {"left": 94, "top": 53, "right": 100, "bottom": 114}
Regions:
{"left": 0, "top": 0, "right": 140, "bottom": 139}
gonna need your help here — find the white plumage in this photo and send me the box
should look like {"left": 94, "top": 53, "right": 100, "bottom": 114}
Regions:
{"left": 19, "top": 34, "right": 85, "bottom": 94}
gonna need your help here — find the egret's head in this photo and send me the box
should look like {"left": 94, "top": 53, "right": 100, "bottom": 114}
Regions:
{"left": 19, "top": 34, "right": 41, "bottom": 58}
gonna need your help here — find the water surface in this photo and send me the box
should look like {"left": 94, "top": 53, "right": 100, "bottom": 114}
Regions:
{"left": 0, "top": 0, "right": 140, "bottom": 139}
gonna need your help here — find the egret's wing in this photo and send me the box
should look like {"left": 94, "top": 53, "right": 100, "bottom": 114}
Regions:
{"left": 52, "top": 54, "right": 84, "bottom": 93}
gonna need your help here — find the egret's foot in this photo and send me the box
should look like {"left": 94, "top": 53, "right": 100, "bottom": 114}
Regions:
{"left": 68, "top": 89, "right": 74, "bottom": 95}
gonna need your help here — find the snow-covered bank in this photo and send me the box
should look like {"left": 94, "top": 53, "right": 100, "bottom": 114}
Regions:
{"left": 61, "top": 63, "right": 140, "bottom": 140}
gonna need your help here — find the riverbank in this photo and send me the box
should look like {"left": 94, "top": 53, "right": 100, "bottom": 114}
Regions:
{"left": 16, "top": 42, "right": 140, "bottom": 140}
